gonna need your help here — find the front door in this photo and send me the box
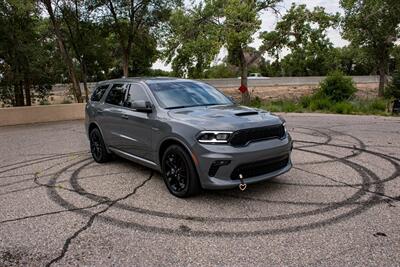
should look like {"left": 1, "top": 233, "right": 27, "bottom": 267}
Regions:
{"left": 117, "top": 83, "right": 154, "bottom": 161}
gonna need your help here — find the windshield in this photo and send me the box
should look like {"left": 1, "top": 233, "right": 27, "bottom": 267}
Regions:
{"left": 147, "top": 81, "right": 233, "bottom": 109}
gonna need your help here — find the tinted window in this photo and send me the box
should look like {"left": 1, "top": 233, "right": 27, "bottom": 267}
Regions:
{"left": 91, "top": 84, "right": 109, "bottom": 101}
{"left": 147, "top": 81, "right": 232, "bottom": 109}
{"left": 126, "top": 84, "right": 150, "bottom": 104}
{"left": 105, "top": 84, "right": 126, "bottom": 106}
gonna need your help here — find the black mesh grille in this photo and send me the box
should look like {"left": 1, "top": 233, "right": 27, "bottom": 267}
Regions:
{"left": 230, "top": 155, "right": 289, "bottom": 180}
{"left": 229, "top": 124, "right": 285, "bottom": 147}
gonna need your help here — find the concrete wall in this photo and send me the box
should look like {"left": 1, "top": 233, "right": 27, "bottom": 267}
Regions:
{"left": 0, "top": 103, "right": 85, "bottom": 127}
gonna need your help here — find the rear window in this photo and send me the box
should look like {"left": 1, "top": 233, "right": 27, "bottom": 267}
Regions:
{"left": 91, "top": 84, "right": 109, "bottom": 102}
{"left": 105, "top": 84, "right": 126, "bottom": 106}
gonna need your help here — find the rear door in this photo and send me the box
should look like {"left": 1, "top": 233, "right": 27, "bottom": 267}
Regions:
{"left": 100, "top": 83, "right": 129, "bottom": 147}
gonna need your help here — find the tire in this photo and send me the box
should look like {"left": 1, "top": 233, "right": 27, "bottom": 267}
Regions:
{"left": 89, "top": 128, "right": 112, "bottom": 163}
{"left": 161, "top": 145, "right": 201, "bottom": 198}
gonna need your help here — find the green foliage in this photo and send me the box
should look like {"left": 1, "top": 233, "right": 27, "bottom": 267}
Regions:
{"left": 317, "top": 71, "right": 357, "bottom": 102}
{"left": 163, "top": 3, "right": 222, "bottom": 78}
{"left": 251, "top": 97, "right": 388, "bottom": 115}
{"left": 163, "top": 0, "right": 281, "bottom": 83}
{"left": 340, "top": 0, "right": 400, "bottom": 95}
{"left": 308, "top": 97, "right": 332, "bottom": 111}
{"left": 385, "top": 71, "right": 400, "bottom": 99}
{"left": 330, "top": 101, "right": 353, "bottom": 114}
{"left": 204, "top": 64, "right": 237, "bottom": 78}
{"left": 260, "top": 4, "right": 340, "bottom": 76}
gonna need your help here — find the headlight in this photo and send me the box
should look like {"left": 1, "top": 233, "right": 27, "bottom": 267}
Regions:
{"left": 197, "top": 131, "right": 233, "bottom": 144}
{"left": 279, "top": 116, "right": 287, "bottom": 133}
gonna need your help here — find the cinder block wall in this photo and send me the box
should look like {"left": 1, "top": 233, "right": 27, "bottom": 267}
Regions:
{"left": 0, "top": 103, "right": 85, "bottom": 126}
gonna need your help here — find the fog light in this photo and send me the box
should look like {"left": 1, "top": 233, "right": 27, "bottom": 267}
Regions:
{"left": 208, "top": 160, "right": 231, "bottom": 177}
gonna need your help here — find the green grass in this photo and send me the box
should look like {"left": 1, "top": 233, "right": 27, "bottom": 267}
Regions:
{"left": 250, "top": 97, "right": 391, "bottom": 116}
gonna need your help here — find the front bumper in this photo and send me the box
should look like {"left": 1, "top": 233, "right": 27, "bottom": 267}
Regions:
{"left": 192, "top": 134, "right": 293, "bottom": 189}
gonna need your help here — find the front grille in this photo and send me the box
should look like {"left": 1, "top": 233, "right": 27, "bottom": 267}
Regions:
{"left": 230, "top": 155, "right": 289, "bottom": 180}
{"left": 229, "top": 124, "right": 285, "bottom": 147}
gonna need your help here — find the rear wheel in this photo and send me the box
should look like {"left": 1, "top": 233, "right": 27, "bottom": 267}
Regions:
{"left": 161, "top": 145, "right": 200, "bottom": 198}
{"left": 89, "top": 128, "right": 111, "bottom": 163}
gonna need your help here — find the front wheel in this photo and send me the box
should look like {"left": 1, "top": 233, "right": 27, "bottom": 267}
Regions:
{"left": 161, "top": 145, "right": 200, "bottom": 198}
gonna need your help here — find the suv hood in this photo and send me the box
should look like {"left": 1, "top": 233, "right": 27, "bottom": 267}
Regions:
{"left": 167, "top": 105, "right": 283, "bottom": 131}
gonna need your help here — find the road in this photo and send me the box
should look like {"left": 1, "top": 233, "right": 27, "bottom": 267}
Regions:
{"left": 200, "top": 75, "right": 380, "bottom": 88}
{"left": 0, "top": 114, "right": 399, "bottom": 266}
{"left": 51, "top": 76, "right": 380, "bottom": 93}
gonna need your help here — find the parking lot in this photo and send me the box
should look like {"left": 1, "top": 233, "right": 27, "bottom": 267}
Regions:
{"left": 1, "top": 113, "right": 399, "bottom": 266}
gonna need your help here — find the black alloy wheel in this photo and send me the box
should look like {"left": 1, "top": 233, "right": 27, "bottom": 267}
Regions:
{"left": 89, "top": 128, "right": 111, "bottom": 163}
{"left": 162, "top": 145, "right": 200, "bottom": 197}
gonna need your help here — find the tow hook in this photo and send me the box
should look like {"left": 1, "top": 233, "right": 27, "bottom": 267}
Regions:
{"left": 238, "top": 174, "right": 247, "bottom": 191}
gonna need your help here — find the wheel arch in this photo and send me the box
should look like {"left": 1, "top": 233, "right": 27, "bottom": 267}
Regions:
{"left": 88, "top": 122, "right": 110, "bottom": 153}
{"left": 158, "top": 137, "right": 198, "bottom": 170}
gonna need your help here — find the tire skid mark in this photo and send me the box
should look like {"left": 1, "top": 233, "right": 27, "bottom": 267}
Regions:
{"left": 45, "top": 172, "right": 153, "bottom": 267}
{"left": 1, "top": 126, "right": 399, "bottom": 238}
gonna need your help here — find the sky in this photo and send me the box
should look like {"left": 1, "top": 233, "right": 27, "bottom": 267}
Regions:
{"left": 152, "top": 0, "right": 348, "bottom": 71}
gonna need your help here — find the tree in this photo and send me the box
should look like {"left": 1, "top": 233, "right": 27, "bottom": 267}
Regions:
{"left": 164, "top": 0, "right": 281, "bottom": 104}
{"left": 0, "top": 0, "right": 37, "bottom": 106}
{"left": 163, "top": 2, "right": 222, "bottom": 78}
{"left": 59, "top": 0, "right": 95, "bottom": 101}
{"left": 335, "top": 45, "right": 376, "bottom": 75}
{"left": 41, "top": 0, "right": 83, "bottom": 102}
{"left": 0, "top": 0, "right": 65, "bottom": 106}
{"left": 260, "top": 4, "right": 340, "bottom": 77}
{"left": 223, "top": 0, "right": 281, "bottom": 104}
{"left": 340, "top": 0, "right": 400, "bottom": 96}
{"left": 94, "top": 0, "right": 180, "bottom": 77}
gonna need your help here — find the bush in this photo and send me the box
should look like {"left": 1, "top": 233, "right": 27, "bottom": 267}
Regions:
{"left": 385, "top": 70, "right": 400, "bottom": 99}
{"left": 330, "top": 102, "right": 353, "bottom": 114}
{"left": 259, "top": 100, "right": 303, "bottom": 113}
{"left": 309, "top": 97, "right": 332, "bottom": 111}
{"left": 299, "top": 95, "right": 312, "bottom": 108}
{"left": 318, "top": 70, "right": 357, "bottom": 102}
{"left": 250, "top": 96, "right": 262, "bottom": 108}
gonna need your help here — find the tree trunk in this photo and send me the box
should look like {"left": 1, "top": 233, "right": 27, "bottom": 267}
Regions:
{"left": 81, "top": 62, "right": 89, "bottom": 102}
{"left": 122, "top": 48, "right": 129, "bottom": 77}
{"left": 42, "top": 0, "right": 83, "bottom": 103}
{"left": 240, "top": 49, "right": 250, "bottom": 105}
{"left": 24, "top": 78, "right": 31, "bottom": 106}
{"left": 378, "top": 60, "right": 386, "bottom": 97}
{"left": 14, "top": 82, "right": 25, "bottom": 106}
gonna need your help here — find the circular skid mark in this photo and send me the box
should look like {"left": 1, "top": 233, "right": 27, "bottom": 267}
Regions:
{"left": 292, "top": 126, "right": 366, "bottom": 165}
{"left": 1, "top": 128, "right": 399, "bottom": 237}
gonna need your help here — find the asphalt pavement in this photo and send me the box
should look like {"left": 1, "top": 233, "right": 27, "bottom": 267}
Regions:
{"left": 0, "top": 113, "right": 399, "bottom": 266}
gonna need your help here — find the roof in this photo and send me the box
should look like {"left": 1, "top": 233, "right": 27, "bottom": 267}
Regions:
{"left": 96, "top": 77, "right": 189, "bottom": 85}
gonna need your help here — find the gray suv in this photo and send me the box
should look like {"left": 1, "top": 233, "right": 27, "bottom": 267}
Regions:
{"left": 85, "top": 78, "right": 293, "bottom": 197}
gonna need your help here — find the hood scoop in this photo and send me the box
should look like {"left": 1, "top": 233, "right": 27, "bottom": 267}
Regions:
{"left": 235, "top": 111, "right": 259, "bottom": 117}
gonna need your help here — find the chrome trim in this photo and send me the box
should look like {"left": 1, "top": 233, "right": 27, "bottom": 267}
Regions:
{"left": 111, "top": 131, "right": 138, "bottom": 142}
{"left": 109, "top": 147, "right": 157, "bottom": 166}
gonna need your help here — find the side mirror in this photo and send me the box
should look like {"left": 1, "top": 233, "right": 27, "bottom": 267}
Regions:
{"left": 132, "top": 100, "right": 152, "bottom": 113}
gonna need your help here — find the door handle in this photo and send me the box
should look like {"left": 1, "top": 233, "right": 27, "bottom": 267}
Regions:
{"left": 121, "top": 114, "right": 129, "bottom": 119}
